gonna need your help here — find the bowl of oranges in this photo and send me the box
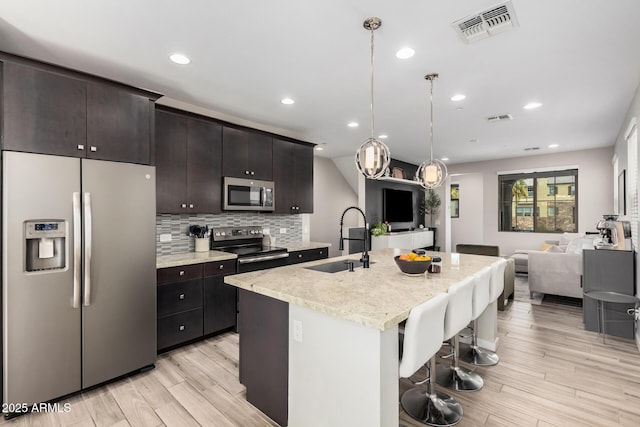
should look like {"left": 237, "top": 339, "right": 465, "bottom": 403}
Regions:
{"left": 394, "top": 252, "right": 432, "bottom": 276}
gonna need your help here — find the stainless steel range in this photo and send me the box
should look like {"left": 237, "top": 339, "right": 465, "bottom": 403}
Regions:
{"left": 210, "top": 226, "right": 290, "bottom": 273}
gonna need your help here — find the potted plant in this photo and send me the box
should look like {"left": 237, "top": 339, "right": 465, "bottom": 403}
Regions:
{"left": 420, "top": 189, "right": 441, "bottom": 249}
{"left": 370, "top": 222, "right": 388, "bottom": 237}
{"left": 420, "top": 189, "right": 441, "bottom": 227}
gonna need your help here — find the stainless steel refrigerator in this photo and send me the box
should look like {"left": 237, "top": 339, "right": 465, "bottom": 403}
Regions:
{"left": 2, "top": 151, "right": 156, "bottom": 407}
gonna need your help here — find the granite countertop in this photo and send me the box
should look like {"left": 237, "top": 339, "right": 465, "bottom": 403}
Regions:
{"left": 156, "top": 242, "right": 331, "bottom": 269}
{"left": 224, "top": 248, "right": 499, "bottom": 331}
{"left": 156, "top": 250, "right": 237, "bottom": 269}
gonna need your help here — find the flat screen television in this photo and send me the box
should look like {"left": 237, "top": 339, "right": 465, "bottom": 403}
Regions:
{"left": 383, "top": 188, "right": 414, "bottom": 223}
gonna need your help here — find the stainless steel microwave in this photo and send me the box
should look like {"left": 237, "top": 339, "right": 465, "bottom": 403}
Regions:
{"left": 223, "top": 177, "right": 275, "bottom": 211}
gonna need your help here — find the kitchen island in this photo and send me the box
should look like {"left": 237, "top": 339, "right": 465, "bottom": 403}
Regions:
{"left": 225, "top": 248, "right": 501, "bottom": 427}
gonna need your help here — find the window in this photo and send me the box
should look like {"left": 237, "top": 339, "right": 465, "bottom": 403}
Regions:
{"left": 450, "top": 184, "right": 459, "bottom": 218}
{"left": 499, "top": 169, "right": 578, "bottom": 233}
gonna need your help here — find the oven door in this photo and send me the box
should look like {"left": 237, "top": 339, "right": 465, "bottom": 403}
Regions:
{"left": 223, "top": 177, "right": 275, "bottom": 211}
{"left": 237, "top": 252, "right": 290, "bottom": 273}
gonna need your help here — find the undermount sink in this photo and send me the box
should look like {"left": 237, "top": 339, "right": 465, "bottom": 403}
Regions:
{"left": 304, "top": 259, "right": 374, "bottom": 273}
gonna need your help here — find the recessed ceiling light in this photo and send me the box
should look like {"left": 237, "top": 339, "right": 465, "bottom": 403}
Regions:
{"left": 548, "top": 144, "right": 559, "bottom": 148}
{"left": 441, "top": 157, "right": 449, "bottom": 161}
{"left": 347, "top": 122, "right": 359, "bottom": 128}
{"left": 524, "top": 102, "right": 542, "bottom": 110}
{"left": 395, "top": 47, "right": 415, "bottom": 59}
{"left": 281, "top": 98, "right": 295, "bottom": 105}
{"left": 469, "top": 139, "right": 477, "bottom": 143}
{"left": 456, "top": 107, "right": 464, "bottom": 111}
{"left": 169, "top": 53, "right": 190, "bottom": 65}
{"left": 314, "top": 146, "right": 324, "bottom": 151}
{"left": 378, "top": 134, "right": 388, "bottom": 139}
{"left": 451, "top": 94, "right": 466, "bottom": 102}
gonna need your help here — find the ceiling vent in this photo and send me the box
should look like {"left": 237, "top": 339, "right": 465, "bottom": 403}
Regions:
{"left": 453, "top": 1, "right": 519, "bottom": 44}
{"left": 524, "top": 147, "right": 540, "bottom": 151}
{"left": 487, "top": 114, "right": 513, "bottom": 123}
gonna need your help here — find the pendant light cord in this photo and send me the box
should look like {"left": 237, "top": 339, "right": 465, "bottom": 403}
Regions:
{"left": 369, "top": 28, "right": 376, "bottom": 141}
{"left": 429, "top": 76, "right": 434, "bottom": 162}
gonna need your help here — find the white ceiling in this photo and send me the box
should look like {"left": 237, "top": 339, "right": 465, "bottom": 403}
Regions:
{"left": 1, "top": 0, "right": 639, "bottom": 166}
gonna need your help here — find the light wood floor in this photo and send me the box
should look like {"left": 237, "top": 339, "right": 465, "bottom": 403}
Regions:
{"left": 4, "top": 298, "right": 640, "bottom": 426}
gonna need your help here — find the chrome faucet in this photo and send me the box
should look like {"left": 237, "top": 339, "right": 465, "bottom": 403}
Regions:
{"left": 338, "top": 206, "right": 370, "bottom": 268}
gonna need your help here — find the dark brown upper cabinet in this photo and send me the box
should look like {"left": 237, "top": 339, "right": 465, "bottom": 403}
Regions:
{"left": 222, "top": 127, "right": 273, "bottom": 181}
{"left": 155, "top": 109, "right": 222, "bottom": 214}
{"left": 273, "top": 138, "right": 314, "bottom": 213}
{"left": 1, "top": 58, "right": 159, "bottom": 164}
{"left": 86, "top": 83, "right": 153, "bottom": 164}
{"left": 2, "top": 62, "right": 88, "bottom": 157}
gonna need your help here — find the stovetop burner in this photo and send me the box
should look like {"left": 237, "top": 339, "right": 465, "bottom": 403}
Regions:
{"left": 219, "top": 245, "right": 287, "bottom": 257}
{"left": 210, "top": 226, "right": 287, "bottom": 258}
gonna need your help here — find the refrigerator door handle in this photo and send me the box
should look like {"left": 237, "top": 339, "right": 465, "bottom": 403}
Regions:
{"left": 83, "top": 192, "right": 92, "bottom": 306}
{"left": 72, "top": 192, "right": 82, "bottom": 308}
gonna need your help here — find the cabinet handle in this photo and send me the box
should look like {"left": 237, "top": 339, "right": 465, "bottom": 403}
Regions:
{"left": 77, "top": 144, "right": 85, "bottom": 151}
{"left": 179, "top": 293, "right": 185, "bottom": 300}
{"left": 298, "top": 254, "right": 303, "bottom": 258}
{"left": 179, "top": 325, "right": 185, "bottom": 331}
{"left": 179, "top": 270, "right": 185, "bottom": 276}
{"left": 320, "top": 250, "right": 323, "bottom": 255}
{"left": 181, "top": 203, "right": 187, "bottom": 209}
{"left": 189, "top": 204, "right": 194, "bottom": 209}
{"left": 90, "top": 146, "right": 97, "bottom": 152}
{"left": 219, "top": 264, "right": 224, "bottom": 269}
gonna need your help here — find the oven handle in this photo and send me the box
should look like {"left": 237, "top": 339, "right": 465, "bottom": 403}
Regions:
{"left": 261, "top": 187, "right": 267, "bottom": 207}
{"left": 238, "top": 252, "right": 290, "bottom": 264}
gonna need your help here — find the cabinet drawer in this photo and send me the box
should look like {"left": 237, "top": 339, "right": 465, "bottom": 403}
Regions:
{"left": 204, "top": 259, "right": 237, "bottom": 277}
{"left": 157, "top": 279, "right": 203, "bottom": 317}
{"left": 157, "top": 264, "right": 203, "bottom": 285}
{"left": 289, "top": 248, "right": 329, "bottom": 265}
{"left": 157, "top": 308, "right": 203, "bottom": 350}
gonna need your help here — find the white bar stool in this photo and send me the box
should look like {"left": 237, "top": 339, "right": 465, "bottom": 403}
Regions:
{"left": 400, "top": 292, "right": 463, "bottom": 426}
{"left": 436, "top": 276, "right": 483, "bottom": 392}
{"left": 461, "top": 258, "right": 506, "bottom": 366}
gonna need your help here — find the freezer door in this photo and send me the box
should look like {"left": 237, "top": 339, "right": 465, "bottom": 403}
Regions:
{"left": 2, "top": 152, "right": 82, "bottom": 405}
{"left": 81, "top": 159, "right": 156, "bottom": 388}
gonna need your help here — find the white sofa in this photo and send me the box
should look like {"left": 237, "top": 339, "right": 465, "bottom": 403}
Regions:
{"left": 523, "top": 234, "right": 595, "bottom": 299}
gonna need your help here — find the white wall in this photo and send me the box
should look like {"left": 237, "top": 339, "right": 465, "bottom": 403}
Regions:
{"left": 450, "top": 173, "right": 484, "bottom": 251}
{"left": 612, "top": 81, "right": 640, "bottom": 349}
{"left": 310, "top": 157, "right": 358, "bottom": 257}
{"left": 443, "top": 147, "right": 613, "bottom": 257}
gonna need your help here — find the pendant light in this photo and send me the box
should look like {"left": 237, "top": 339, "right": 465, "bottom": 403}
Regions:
{"left": 416, "top": 73, "right": 448, "bottom": 189}
{"left": 355, "top": 17, "right": 391, "bottom": 179}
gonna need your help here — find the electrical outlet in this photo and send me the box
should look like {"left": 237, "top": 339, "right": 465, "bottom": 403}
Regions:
{"left": 159, "top": 233, "right": 172, "bottom": 242}
{"left": 293, "top": 319, "right": 303, "bottom": 342}
{"left": 280, "top": 228, "right": 287, "bottom": 234}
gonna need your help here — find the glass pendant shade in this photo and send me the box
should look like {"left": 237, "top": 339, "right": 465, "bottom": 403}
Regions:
{"left": 416, "top": 159, "right": 448, "bottom": 189}
{"left": 355, "top": 137, "right": 391, "bottom": 179}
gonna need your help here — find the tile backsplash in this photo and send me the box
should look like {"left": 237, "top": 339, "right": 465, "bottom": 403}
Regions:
{"left": 156, "top": 212, "right": 303, "bottom": 256}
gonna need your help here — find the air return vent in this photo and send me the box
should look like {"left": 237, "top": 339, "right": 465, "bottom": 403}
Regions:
{"left": 487, "top": 114, "right": 513, "bottom": 123}
{"left": 524, "top": 147, "right": 540, "bottom": 151}
{"left": 453, "top": 1, "right": 519, "bottom": 44}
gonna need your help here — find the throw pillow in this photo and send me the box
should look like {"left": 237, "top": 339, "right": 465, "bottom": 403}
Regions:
{"left": 565, "top": 237, "right": 582, "bottom": 253}
{"left": 541, "top": 243, "right": 553, "bottom": 251}
{"left": 544, "top": 245, "right": 566, "bottom": 253}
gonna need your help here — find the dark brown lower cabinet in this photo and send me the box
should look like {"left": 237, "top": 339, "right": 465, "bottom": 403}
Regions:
{"left": 157, "top": 260, "right": 236, "bottom": 352}
{"left": 157, "top": 308, "right": 203, "bottom": 350}
{"left": 239, "top": 290, "right": 288, "bottom": 426}
{"left": 204, "top": 260, "right": 238, "bottom": 335}
{"left": 288, "top": 247, "right": 328, "bottom": 265}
